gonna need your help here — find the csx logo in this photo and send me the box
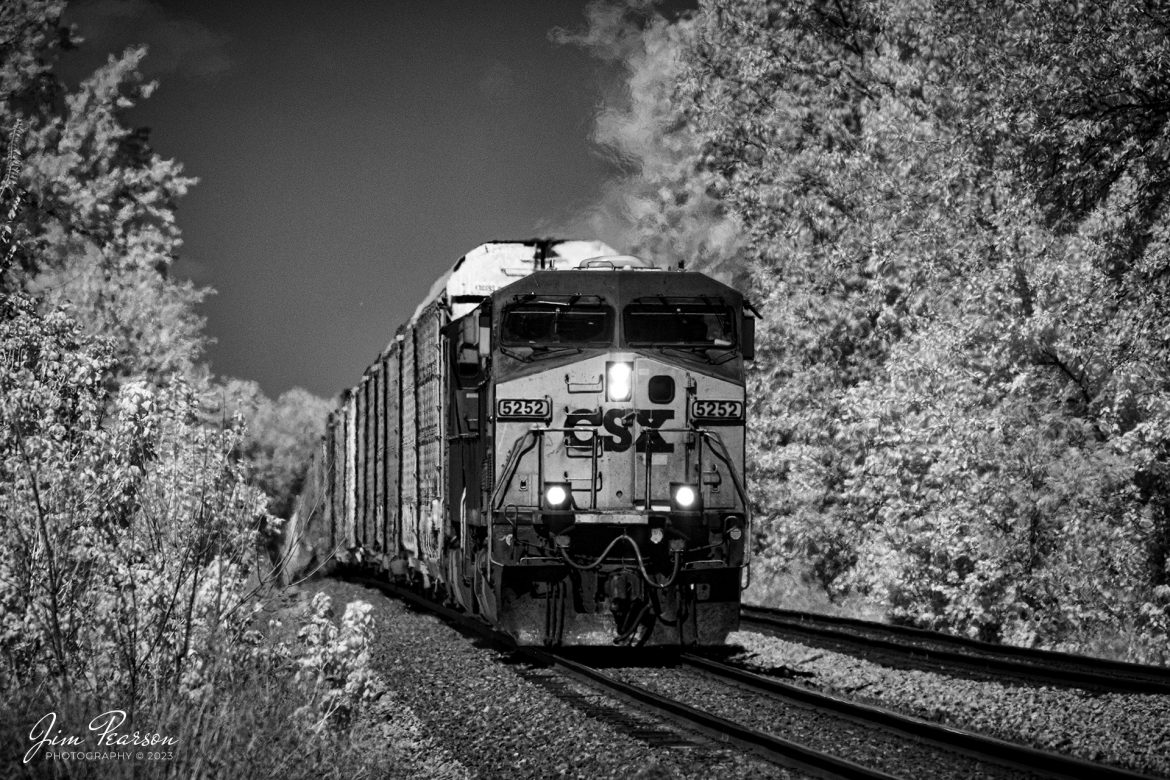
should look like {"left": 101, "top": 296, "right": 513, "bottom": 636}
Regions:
{"left": 564, "top": 408, "right": 675, "bottom": 453}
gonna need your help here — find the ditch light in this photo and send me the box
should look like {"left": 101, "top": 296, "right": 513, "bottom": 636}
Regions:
{"left": 670, "top": 482, "right": 701, "bottom": 511}
{"left": 544, "top": 482, "right": 572, "bottom": 510}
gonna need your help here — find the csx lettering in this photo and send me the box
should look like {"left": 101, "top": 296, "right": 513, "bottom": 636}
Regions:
{"left": 565, "top": 409, "right": 602, "bottom": 448}
{"left": 564, "top": 408, "right": 674, "bottom": 453}
{"left": 632, "top": 409, "right": 674, "bottom": 453}
{"left": 602, "top": 409, "right": 633, "bottom": 451}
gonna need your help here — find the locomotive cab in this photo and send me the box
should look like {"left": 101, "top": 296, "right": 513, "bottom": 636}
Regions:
{"left": 445, "top": 264, "right": 754, "bottom": 646}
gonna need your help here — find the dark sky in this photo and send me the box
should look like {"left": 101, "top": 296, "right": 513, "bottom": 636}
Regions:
{"left": 60, "top": 0, "right": 683, "bottom": 400}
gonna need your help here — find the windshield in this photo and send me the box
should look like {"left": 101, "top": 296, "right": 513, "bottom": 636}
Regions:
{"left": 623, "top": 298, "right": 736, "bottom": 347}
{"left": 501, "top": 297, "right": 614, "bottom": 346}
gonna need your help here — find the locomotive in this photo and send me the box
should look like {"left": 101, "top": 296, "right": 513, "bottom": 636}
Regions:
{"left": 292, "top": 239, "right": 755, "bottom": 646}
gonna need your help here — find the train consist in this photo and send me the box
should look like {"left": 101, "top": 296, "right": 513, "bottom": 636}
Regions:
{"left": 292, "top": 239, "right": 755, "bottom": 646}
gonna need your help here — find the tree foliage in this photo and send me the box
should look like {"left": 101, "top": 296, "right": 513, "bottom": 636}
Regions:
{"left": 3, "top": 0, "right": 207, "bottom": 381}
{"left": 571, "top": 0, "right": 1170, "bottom": 659}
{"left": 0, "top": 296, "right": 267, "bottom": 701}
{"left": 220, "top": 379, "right": 336, "bottom": 519}
{"left": 553, "top": 0, "right": 747, "bottom": 283}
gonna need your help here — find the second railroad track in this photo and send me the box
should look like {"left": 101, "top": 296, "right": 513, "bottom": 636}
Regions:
{"left": 739, "top": 604, "right": 1170, "bottom": 695}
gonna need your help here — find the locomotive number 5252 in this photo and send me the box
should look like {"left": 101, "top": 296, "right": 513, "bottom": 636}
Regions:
{"left": 691, "top": 399, "right": 744, "bottom": 420}
{"left": 497, "top": 398, "right": 551, "bottom": 420}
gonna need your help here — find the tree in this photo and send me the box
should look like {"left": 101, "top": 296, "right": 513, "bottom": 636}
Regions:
{"left": 553, "top": 0, "right": 746, "bottom": 283}
{"left": 219, "top": 379, "right": 335, "bottom": 519}
{"left": 3, "top": 0, "right": 207, "bottom": 382}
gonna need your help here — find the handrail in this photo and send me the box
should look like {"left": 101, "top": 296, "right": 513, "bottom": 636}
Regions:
{"left": 696, "top": 427, "right": 752, "bottom": 566}
{"left": 491, "top": 424, "right": 749, "bottom": 517}
{"left": 696, "top": 429, "right": 750, "bottom": 518}
{"left": 487, "top": 429, "right": 539, "bottom": 570}
{"left": 485, "top": 422, "right": 752, "bottom": 572}
{"left": 489, "top": 429, "right": 539, "bottom": 511}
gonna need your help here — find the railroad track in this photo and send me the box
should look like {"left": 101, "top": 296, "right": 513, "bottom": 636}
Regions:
{"left": 344, "top": 574, "right": 1160, "bottom": 779}
{"left": 739, "top": 605, "right": 1170, "bottom": 695}
{"left": 669, "top": 653, "right": 1156, "bottom": 780}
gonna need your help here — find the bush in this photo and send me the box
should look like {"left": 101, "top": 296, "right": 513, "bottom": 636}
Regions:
{"left": 0, "top": 295, "right": 383, "bottom": 778}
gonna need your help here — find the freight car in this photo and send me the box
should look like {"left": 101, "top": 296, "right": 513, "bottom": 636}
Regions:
{"left": 293, "top": 238, "right": 755, "bottom": 646}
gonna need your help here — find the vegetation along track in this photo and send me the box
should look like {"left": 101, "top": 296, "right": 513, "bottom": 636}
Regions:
{"left": 343, "top": 574, "right": 1158, "bottom": 779}
{"left": 740, "top": 605, "right": 1170, "bottom": 695}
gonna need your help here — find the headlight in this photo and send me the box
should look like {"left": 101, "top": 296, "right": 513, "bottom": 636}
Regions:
{"left": 670, "top": 482, "right": 700, "bottom": 511}
{"left": 544, "top": 482, "right": 572, "bottom": 509}
{"left": 607, "top": 361, "right": 633, "bottom": 402}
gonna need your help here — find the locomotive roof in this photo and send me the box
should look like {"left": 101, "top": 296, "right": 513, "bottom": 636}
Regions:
{"left": 491, "top": 268, "right": 744, "bottom": 306}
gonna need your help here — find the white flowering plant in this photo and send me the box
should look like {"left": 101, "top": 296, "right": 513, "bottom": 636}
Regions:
{"left": 292, "top": 594, "right": 380, "bottom": 730}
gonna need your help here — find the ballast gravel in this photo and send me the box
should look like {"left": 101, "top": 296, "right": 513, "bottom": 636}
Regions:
{"left": 727, "top": 629, "right": 1170, "bottom": 778}
{"left": 299, "top": 578, "right": 1170, "bottom": 778}
{"left": 311, "top": 580, "right": 795, "bottom": 779}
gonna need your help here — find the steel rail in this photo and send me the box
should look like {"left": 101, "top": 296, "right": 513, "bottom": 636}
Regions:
{"left": 740, "top": 605, "right": 1170, "bottom": 695}
{"left": 680, "top": 653, "right": 1159, "bottom": 780}
{"left": 531, "top": 646, "right": 900, "bottom": 780}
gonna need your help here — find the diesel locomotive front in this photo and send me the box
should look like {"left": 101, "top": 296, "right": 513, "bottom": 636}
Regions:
{"left": 294, "top": 239, "right": 755, "bottom": 646}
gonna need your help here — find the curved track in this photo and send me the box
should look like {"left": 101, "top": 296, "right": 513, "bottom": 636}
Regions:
{"left": 740, "top": 605, "right": 1170, "bottom": 695}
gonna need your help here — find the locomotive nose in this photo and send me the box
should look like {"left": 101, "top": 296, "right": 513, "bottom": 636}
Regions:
{"left": 541, "top": 353, "right": 690, "bottom": 515}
